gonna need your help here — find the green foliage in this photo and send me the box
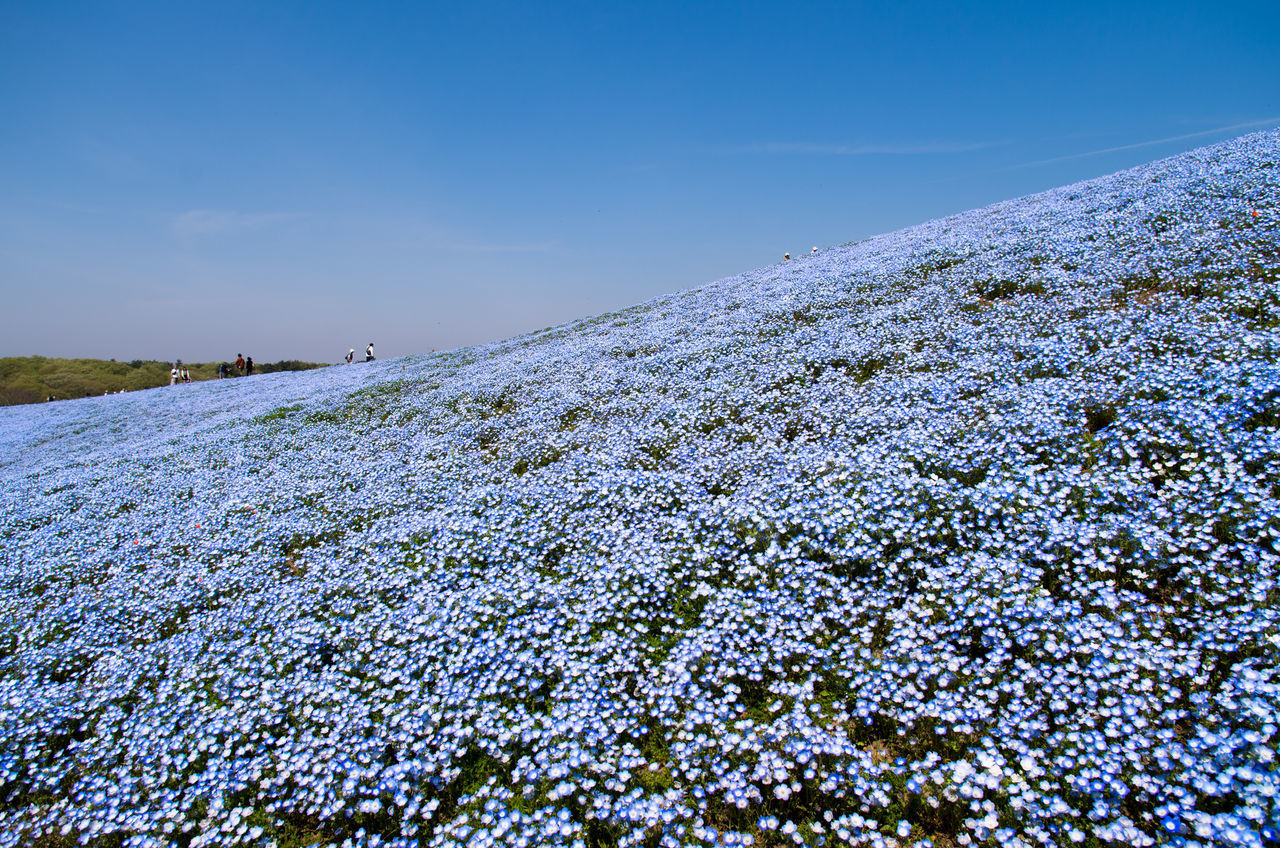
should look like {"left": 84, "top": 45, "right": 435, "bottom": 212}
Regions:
{"left": 0, "top": 356, "right": 329, "bottom": 406}
{"left": 253, "top": 404, "right": 307, "bottom": 424}
{"left": 976, "top": 276, "right": 1047, "bottom": 300}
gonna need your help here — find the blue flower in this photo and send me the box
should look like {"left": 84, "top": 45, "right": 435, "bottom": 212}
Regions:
{"left": 2, "top": 129, "right": 1279, "bottom": 847}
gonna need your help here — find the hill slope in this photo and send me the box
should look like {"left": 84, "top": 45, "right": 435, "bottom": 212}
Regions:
{"left": 0, "top": 357, "right": 329, "bottom": 406}
{"left": 1, "top": 131, "right": 1278, "bottom": 847}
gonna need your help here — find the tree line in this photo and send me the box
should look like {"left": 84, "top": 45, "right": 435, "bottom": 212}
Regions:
{"left": 0, "top": 356, "right": 328, "bottom": 406}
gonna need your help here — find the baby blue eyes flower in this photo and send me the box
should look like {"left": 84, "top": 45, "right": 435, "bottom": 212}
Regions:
{"left": 2, "top": 132, "right": 1279, "bottom": 847}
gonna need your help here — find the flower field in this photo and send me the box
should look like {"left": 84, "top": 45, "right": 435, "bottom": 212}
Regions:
{"left": 2, "top": 131, "right": 1279, "bottom": 848}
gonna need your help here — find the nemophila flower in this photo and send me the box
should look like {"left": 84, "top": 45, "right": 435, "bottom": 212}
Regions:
{"left": 1, "top": 131, "right": 1279, "bottom": 847}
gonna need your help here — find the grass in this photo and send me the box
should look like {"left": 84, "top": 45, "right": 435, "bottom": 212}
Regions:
{"left": 0, "top": 356, "right": 329, "bottom": 406}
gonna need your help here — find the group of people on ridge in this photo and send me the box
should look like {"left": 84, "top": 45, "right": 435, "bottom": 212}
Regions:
{"left": 212, "top": 354, "right": 254, "bottom": 379}
{"left": 167, "top": 341, "right": 373, "bottom": 388}
{"left": 173, "top": 353, "right": 255, "bottom": 383}
{"left": 345, "top": 343, "right": 375, "bottom": 364}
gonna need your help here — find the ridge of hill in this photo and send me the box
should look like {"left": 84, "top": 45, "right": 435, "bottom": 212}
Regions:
{"left": 0, "top": 131, "right": 1278, "bottom": 847}
{"left": 0, "top": 356, "right": 329, "bottom": 406}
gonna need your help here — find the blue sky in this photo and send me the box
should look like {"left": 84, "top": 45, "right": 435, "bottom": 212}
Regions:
{"left": 1, "top": 1, "right": 1277, "bottom": 363}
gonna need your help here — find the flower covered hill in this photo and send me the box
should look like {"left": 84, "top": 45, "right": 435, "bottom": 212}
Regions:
{"left": 1, "top": 132, "right": 1278, "bottom": 848}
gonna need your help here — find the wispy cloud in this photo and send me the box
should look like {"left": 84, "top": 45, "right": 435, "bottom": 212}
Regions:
{"left": 743, "top": 139, "right": 1005, "bottom": 155}
{"left": 321, "top": 213, "right": 560, "bottom": 258}
{"left": 452, "top": 238, "right": 559, "bottom": 254}
{"left": 1014, "top": 117, "right": 1280, "bottom": 168}
{"left": 170, "top": 209, "right": 299, "bottom": 240}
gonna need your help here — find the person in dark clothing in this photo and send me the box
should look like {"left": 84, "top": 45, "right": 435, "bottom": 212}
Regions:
{"left": 245, "top": 357, "right": 255, "bottom": 376}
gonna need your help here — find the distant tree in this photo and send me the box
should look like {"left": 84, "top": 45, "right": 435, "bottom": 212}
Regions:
{"left": 0, "top": 387, "right": 41, "bottom": 406}
{"left": 256, "top": 360, "right": 329, "bottom": 374}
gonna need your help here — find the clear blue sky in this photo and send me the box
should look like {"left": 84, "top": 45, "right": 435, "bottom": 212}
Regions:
{"left": 2, "top": 1, "right": 1277, "bottom": 363}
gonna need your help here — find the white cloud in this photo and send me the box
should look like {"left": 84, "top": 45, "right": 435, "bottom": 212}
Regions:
{"left": 1015, "top": 117, "right": 1280, "bottom": 168}
{"left": 451, "top": 238, "right": 559, "bottom": 254}
{"left": 743, "top": 139, "right": 1004, "bottom": 155}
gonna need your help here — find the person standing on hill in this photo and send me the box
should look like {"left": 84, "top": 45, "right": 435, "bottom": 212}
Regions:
{"left": 245, "top": 356, "right": 255, "bottom": 376}
{"left": 170, "top": 365, "right": 179, "bottom": 385}
{"left": 365, "top": 343, "right": 375, "bottom": 362}
{"left": 235, "top": 354, "right": 245, "bottom": 375}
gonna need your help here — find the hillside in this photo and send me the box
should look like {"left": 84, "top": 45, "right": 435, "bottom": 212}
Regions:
{"left": 0, "top": 131, "right": 1278, "bottom": 847}
{"left": 0, "top": 357, "right": 330, "bottom": 406}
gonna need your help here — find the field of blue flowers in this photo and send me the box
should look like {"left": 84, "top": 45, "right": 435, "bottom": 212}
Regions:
{"left": 2, "top": 131, "right": 1278, "bottom": 848}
